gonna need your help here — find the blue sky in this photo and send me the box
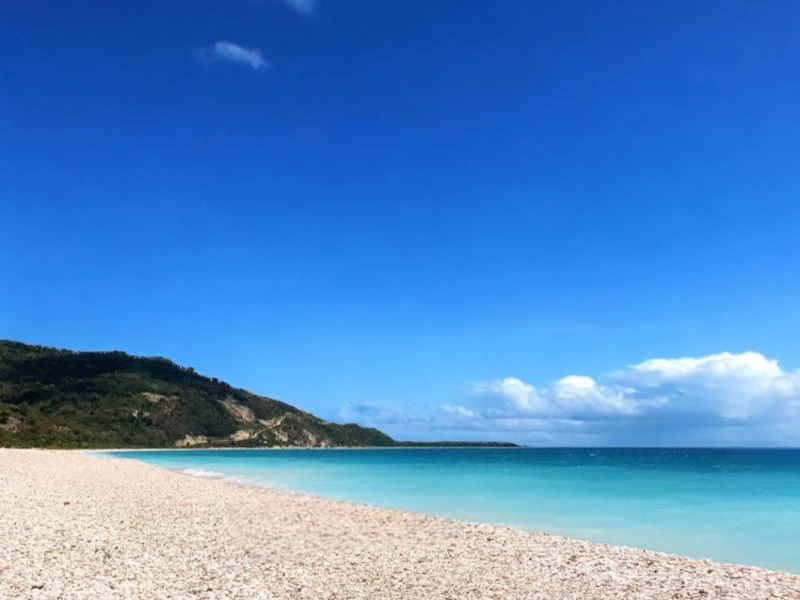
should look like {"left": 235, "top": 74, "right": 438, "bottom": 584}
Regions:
{"left": 2, "top": 0, "right": 800, "bottom": 445}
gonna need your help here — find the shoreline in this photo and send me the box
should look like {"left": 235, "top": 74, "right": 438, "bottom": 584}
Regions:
{"left": 135, "top": 457, "right": 800, "bottom": 573}
{"left": 100, "top": 449, "right": 800, "bottom": 575}
{"left": 2, "top": 449, "right": 799, "bottom": 599}
{"left": 86, "top": 445, "right": 527, "bottom": 452}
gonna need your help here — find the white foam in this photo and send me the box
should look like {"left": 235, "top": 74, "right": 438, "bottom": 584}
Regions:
{"left": 181, "top": 468, "right": 227, "bottom": 479}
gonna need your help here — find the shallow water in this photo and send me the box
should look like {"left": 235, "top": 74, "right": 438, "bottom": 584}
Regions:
{"left": 104, "top": 448, "right": 800, "bottom": 573}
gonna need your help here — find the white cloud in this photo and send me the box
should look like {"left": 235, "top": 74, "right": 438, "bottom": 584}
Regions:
{"left": 611, "top": 351, "right": 800, "bottom": 421}
{"left": 339, "top": 352, "right": 800, "bottom": 446}
{"left": 202, "top": 41, "right": 269, "bottom": 71}
{"left": 472, "top": 377, "right": 544, "bottom": 412}
{"left": 615, "top": 352, "right": 785, "bottom": 386}
{"left": 471, "top": 374, "right": 644, "bottom": 418}
{"left": 441, "top": 404, "right": 478, "bottom": 419}
{"left": 470, "top": 352, "right": 800, "bottom": 425}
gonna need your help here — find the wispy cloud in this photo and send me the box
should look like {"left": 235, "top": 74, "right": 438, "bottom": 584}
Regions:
{"left": 338, "top": 352, "right": 800, "bottom": 446}
{"left": 201, "top": 41, "right": 269, "bottom": 71}
{"left": 283, "top": 0, "right": 316, "bottom": 13}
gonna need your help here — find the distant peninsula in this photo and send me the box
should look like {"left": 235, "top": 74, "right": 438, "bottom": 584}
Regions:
{"left": 0, "top": 340, "right": 517, "bottom": 449}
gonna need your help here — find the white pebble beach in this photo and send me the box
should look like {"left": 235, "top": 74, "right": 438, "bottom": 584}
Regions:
{"left": 1, "top": 449, "right": 799, "bottom": 600}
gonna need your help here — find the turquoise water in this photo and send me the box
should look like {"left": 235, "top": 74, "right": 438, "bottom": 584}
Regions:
{"left": 104, "top": 448, "right": 800, "bottom": 573}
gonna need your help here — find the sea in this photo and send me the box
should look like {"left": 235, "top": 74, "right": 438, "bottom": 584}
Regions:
{"left": 102, "top": 447, "right": 800, "bottom": 573}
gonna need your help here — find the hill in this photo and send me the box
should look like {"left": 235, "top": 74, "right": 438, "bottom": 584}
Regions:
{"left": 0, "top": 340, "right": 395, "bottom": 449}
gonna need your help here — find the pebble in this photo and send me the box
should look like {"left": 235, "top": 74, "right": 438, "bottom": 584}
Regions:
{"left": 1, "top": 449, "right": 800, "bottom": 600}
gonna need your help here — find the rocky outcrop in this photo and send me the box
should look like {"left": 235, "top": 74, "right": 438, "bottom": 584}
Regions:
{"left": 175, "top": 435, "right": 209, "bottom": 448}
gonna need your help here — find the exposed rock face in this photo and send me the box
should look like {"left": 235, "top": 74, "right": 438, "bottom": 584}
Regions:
{"left": 258, "top": 413, "right": 335, "bottom": 448}
{"left": 229, "top": 430, "right": 252, "bottom": 442}
{"left": 0, "top": 416, "right": 21, "bottom": 433}
{"left": 175, "top": 435, "right": 209, "bottom": 448}
{"left": 221, "top": 398, "right": 256, "bottom": 422}
{"left": 260, "top": 415, "right": 290, "bottom": 443}
{"left": 141, "top": 393, "right": 172, "bottom": 403}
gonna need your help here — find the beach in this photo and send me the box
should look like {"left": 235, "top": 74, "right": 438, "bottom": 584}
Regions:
{"left": 1, "top": 450, "right": 798, "bottom": 600}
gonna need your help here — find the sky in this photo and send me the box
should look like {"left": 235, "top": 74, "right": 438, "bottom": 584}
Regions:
{"left": 2, "top": 0, "right": 800, "bottom": 446}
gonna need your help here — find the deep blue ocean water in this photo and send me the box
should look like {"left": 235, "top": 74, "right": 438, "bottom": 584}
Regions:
{"left": 103, "top": 448, "right": 800, "bottom": 573}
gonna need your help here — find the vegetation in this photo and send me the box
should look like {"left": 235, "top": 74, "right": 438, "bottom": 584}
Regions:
{"left": 0, "top": 340, "right": 394, "bottom": 449}
{"left": 0, "top": 340, "right": 518, "bottom": 449}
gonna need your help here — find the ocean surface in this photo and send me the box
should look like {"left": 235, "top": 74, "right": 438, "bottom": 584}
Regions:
{"left": 103, "top": 448, "right": 800, "bottom": 573}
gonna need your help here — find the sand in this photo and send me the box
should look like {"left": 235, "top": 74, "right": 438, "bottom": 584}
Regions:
{"left": 1, "top": 450, "right": 799, "bottom": 600}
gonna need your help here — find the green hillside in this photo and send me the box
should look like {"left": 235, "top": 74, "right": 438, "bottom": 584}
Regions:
{"left": 0, "top": 340, "right": 395, "bottom": 449}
